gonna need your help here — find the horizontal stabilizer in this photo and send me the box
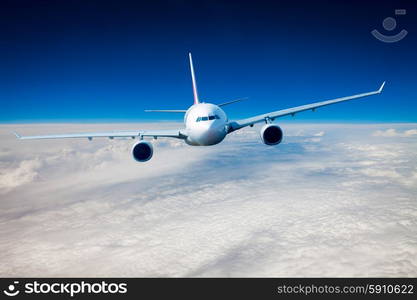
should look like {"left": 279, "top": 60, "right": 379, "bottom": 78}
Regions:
{"left": 217, "top": 97, "right": 248, "bottom": 107}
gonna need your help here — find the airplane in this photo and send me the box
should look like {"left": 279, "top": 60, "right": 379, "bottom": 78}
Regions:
{"left": 14, "top": 53, "right": 386, "bottom": 162}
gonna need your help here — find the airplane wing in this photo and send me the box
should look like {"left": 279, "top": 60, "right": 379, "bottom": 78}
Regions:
{"left": 13, "top": 129, "right": 187, "bottom": 140}
{"left": 227, "top": 82, "right": 385, "bottom": 132}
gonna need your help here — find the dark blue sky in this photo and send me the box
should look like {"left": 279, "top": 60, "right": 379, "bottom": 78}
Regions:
{"left": 1, "top": 0, "right": 416, "bottom": 122}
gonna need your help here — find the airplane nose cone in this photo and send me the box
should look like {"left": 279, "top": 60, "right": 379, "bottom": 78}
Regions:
{"left": 191, "top": 122, "right": 226, "bottom": 145}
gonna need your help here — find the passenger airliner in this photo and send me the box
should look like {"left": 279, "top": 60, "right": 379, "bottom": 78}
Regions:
{"left": 15, "top": 53, "right": 385, "bottom": 162}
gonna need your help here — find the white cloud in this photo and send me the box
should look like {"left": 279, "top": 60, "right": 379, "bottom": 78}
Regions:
{"left": 313, "top": 131, "right": 325, "bottom": 137}
{"left": 0, "top": 159, "right": 42, "bottom": 191}
{"left": 359, "top": 168, "right": 401, "bottom": 179}
{"left": 404, "top": 129, "right": 417, "bottom": 136}
{"left": 373, "top": 128, "right": 417, "bottom": 137}
{"left": 0, "top": 123, "right": 416, "bottom": 277}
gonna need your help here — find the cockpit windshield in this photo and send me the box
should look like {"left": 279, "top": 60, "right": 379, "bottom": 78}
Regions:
{"left": 196, "top": 115, "right": 220, "bottom": 122}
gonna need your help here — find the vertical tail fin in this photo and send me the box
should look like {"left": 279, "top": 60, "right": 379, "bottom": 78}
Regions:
{"left": 189, "top": 53, "right": 199, "bottom": 104}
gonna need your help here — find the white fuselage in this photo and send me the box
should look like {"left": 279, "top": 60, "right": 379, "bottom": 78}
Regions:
{"left": 184, "top": 103, "right": 228, "bottom": 146}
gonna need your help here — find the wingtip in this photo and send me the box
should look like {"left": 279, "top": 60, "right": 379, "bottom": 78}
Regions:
{"left": 379, "top": 81, "right": 386, "bottom": 93}
{"left": 12, "top": 131, "right": 21, "bottom": 139}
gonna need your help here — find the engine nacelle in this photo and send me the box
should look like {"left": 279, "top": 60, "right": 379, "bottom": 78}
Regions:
{"left": 260, "top": 124, "right": 283, "bottom": 145}
{"left": 131, "top": 141, "right": 153, "bottom": 162}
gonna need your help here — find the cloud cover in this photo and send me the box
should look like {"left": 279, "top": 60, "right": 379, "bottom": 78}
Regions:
{"left": 0, "top": 123, "right": 416, "bottom": 277}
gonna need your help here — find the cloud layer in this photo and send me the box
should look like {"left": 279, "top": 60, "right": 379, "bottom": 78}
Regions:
{"left": 0, "top": 123, "right": 416, "bottom": 277}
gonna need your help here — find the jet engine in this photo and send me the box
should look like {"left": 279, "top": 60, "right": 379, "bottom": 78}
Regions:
{"left": 132, "top": 141, "right": 153, "bottom": 162}
{"left": 260, "top": 124, "right": 283, "bottom": 145}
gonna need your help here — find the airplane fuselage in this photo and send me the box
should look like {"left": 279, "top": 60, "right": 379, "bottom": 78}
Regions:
{"left": 184, "top": 103, "right": 228, "bottom": 146}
